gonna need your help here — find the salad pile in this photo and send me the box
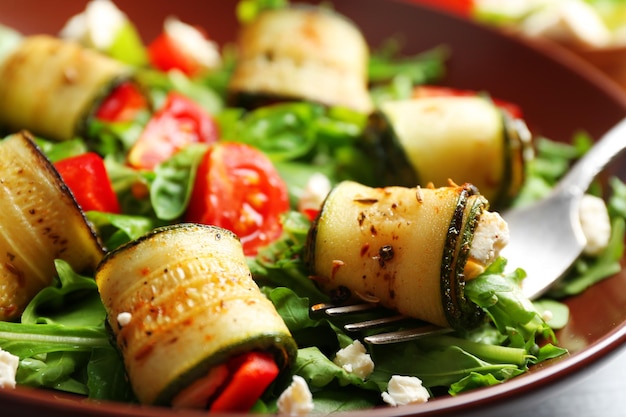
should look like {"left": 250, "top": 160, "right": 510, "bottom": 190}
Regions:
{"left": 0, "top": 0, "right": 625, "bottom": 414}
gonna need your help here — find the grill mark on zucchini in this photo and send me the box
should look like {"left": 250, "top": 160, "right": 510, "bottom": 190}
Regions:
{"left": 96, "top": 223, "right": 297, "bottom": 406}
{"left": 0, "top": 132, "right": 104, "bottom": 320}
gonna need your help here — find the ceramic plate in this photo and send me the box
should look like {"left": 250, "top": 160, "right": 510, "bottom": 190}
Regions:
{"left": 1, "top": 1, "right": 626, "bottom": 416}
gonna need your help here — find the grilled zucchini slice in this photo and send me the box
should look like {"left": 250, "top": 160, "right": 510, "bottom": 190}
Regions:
{"left": 0, "top": 35, "right": 132, "bottom": 141}
{"left": 229, "top": 6, "right": 373, "bottom": 113}
{"left": 95, "top": 223, "right": 297, "bottom": 406}
{"left": 305, "top": 180, "right": 509, "bottom": 330}
{"left": 0, "top": 132, "right": 104, "bottom": 320}
{"left": 361, "top": 95, "right": 531, "bottom": 208}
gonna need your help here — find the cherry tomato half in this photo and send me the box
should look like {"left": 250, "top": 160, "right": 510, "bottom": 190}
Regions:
{"left": 95, "top": 81, "right": 148, "bottom": 123}
{"left": 185, "top": 142, "right": 289, "bottom": 256}
{"left": 127, "top": 92, "right": 219, "bottom": 170}
{"left": 148, "top": 32, "right": 201, "bottom": 76}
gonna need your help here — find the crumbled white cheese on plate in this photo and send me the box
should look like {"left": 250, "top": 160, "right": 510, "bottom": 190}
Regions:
{"left": 60, "top": 0, "right": 127, "bottom": 50}
{"left": 277, "top": 375, "right": 314, "bottom": 416}
{"left": 332, "top": 340, "right": 374, "bottom": 380}
{"left": 0, "top": 348, "right": 19, "bottom": 389}
{"left": 381, "top": 375, "right": 430, "bottom": 407}
{"left": 164, "top": 16, "right": 221, "bottom": 70}
{"left": 579, "top": 194, "right": 611, "bottom": 257}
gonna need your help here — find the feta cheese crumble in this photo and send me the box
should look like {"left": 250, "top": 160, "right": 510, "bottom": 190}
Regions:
{"left": 579, "top": 194, "right": 611, "bottom": 257}
{"left": 381, "top": 375, "right": 430, "bottom": 407}
{"left": 116, "top": 311, "right": 133, "bottom": 327}
{"left": 332, "top": 340, "right": 374, "bottom": 379}
{"left": 0, "top": 348, "right": 19, "bottom": 389}
{"left": 60, "top": 0, "right": 127, "bottom": 50}
{"left": 297, "top": 173, "right": 332, "bottom": 217}
{"left": 465, "top": 210, "right": 509, "bottom": 278}
{"left": 164, "top": 17, "right": 221, "bottom": 71}
{"left": 277, "top": 375, "right": 314, "bottom": 416}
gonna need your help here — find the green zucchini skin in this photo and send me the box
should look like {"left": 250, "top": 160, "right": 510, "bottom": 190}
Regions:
{"left": 0, "top": 35, "right": 133, "bottom": 141}
{"left": 305, "top": 181, "right": 495, "bottom": 330}
{"left": 359, "top": 111, "right": 419, "bottom": 187}
{"left": 361, "top": 96, "right": 532, "bottom": 208}
{"left": 95, "top": 223, "right": 297, "bottom": 406}
{"left": 440, "top": 184, "right": 486, "bottom": 330}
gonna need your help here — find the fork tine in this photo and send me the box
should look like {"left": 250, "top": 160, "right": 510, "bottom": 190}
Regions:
{"left": 311, "top": 302, "right": 379, "bottom": 315}
{"left": 310, "top": 302, "right": 452, "bottom": 344}
{"left": 343, "top": 314, "right": 408, "bottom": 331}
{"left": 364, "top": 325, "right": 452, "bottom": 345}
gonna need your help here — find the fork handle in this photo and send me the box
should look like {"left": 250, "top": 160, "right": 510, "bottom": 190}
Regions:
{"left": 554, "top": 117, "right": 626, "bottom": 197}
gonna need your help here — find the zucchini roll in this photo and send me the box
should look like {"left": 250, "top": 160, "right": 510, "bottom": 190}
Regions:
{"left": 305, "top": 181, "right": 509, "bottom": 330}
{"left": 95, "top": 224, "right": 297, "bottom": 407}
{"left": 362, "top": 95, "right": 531, "bottom": 207}
{"left": 0, "top": 35, "right": 132, "bottom": 141}
{"left": 0, "top": 132, "right": 104, "bottom": 320}
{"left": 228, "top": 6, "right": 373, "bottom": 113}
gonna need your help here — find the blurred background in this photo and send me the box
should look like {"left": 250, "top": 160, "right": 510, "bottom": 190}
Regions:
{"left": 409, "top": 0, "right": 626, "bottom": 91}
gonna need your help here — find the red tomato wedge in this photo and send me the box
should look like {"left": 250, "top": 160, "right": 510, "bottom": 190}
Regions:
{"left": 408, "top": 0, "right": 474, "bottom": 17}
{"left": 185, "top": 142, "right": 289, "bottom": 256}
{"left": 54, "top": 152, "right": 121, "bottom": 213}
{"left": 210, "top": 352, "right": 280, "bottom": 412}
{"left": 127, "top": 92, "right": 219, "bottom": 170}
{"left": 95, "top": 81, "right": 148, "bottom": 123}
{"left": 148, "top": 32, "right": 202, "bottom": 76}
{"left": 413, "top": 85, "right": 523, "bottom": 119}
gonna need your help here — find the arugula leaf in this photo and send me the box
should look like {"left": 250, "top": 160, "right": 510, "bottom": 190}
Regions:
{"left": 150, "top": 143, "right": 207, "bottom": 220}
{"left": 21, "top": 260, "right": 105, "bottom": 326}
{"left": 0, "top": 260, "right": 132, "bottom": 400}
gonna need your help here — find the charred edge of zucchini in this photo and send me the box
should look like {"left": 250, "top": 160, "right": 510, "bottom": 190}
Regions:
{"left": 440, "top": 184, "right": 484, "bottom": 330}
{"left": 504, "top": 113, "right": 533, "bottom": 204}
{"left": 96, "top": 223, "right": 237, "bottom": 276}
{"left": 227, "top": 91, "right": 300, "bottom": 111}
{"left": 358, "top": 111, "right": 419, "bottom": 187}
{"left": 490, "top": 110, "right": 531, "bottom": 209}
{"left": 154, "top": 333, "right": 298, "bottom": 406}
{"left": 303, "top": 180, "right": 338, "bottom": 273}
{"left": 453, "top": 193, "right": 488, "bottom": 329}
{"left": 18, "top": 130, "right": 105, "bottom": 259}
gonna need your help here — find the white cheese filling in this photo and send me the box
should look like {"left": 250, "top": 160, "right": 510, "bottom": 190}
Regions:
{"left": 468, "top": 210, "right": 509, "bottom": 271}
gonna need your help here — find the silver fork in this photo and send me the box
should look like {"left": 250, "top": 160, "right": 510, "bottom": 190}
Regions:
{"left": 310, "top": 302, "right": 453, "bottom": 344}
{"left": 311, "top": 117, "right": 626, "bottom": 345}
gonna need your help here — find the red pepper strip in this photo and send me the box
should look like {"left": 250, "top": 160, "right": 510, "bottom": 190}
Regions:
{"left": 413, "top": 85, "right": 524, "bottom": 119}
{"left": 170, "top": 365, "right": 229, "bottom": 409}
{"left": 209, "top": 352, "right": 280, "bottom": 412}
{"left": 95, "top": 81, "right": 148, "bottom": 123}
{"left": 54, "top": 152, "right": 121, "bottom": 213}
